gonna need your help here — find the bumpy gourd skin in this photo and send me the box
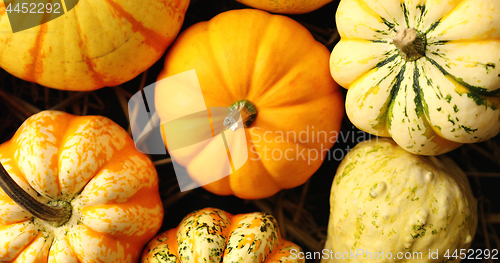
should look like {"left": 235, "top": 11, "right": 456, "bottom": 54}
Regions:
{"left": 142, "top": 208, "right": 305, "bottom": 263}
{"left": 331, "top": 0, "right": 500, "bottom": 155}
{"left": 323, "top": 139, "right": 477, "bottom": 263}
{"left": 0, "top": 111, "right": 163, "bottom": 262}
{"left": 236, "top": 0, "right": 333, "bottom": 14}
{"left": 0, "top": 0, "right": 189, "bottom": 91}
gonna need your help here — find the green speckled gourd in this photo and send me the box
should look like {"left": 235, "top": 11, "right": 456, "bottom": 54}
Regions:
{"left": 330, "top": 0, "right": 500, "bottom": 155}
{"left": 323, "top": 139, "right": 477, "bottom": 263}
{"left": 141, "top": 208, "right": 305, "bottom": 263}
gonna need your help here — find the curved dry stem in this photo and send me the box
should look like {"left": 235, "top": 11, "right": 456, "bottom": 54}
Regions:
{"left": 0, "top": 162, "right": 72, "bottom": 227}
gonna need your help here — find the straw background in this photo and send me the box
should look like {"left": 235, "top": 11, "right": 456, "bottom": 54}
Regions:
{"left": 0, "top": 0, "right": 498, "bottom": 262}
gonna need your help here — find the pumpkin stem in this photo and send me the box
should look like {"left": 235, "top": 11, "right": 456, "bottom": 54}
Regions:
{"left": 0, "top": 162, "right": 72, "bottom": 227}
{"left": 223, "top": 100, "right": 257, "bottom": 130}
{"left": 393, "top": 28, "right": 426, "bottom": 62}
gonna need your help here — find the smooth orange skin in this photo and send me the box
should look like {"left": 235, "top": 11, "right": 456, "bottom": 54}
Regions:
{"left": 156, "top": 9, "right": 344, "bottom": 199}
{"left": 236, "top": 0, "right": 333, "bottom": 14}
{"left": 0, "top": 0, "right": 189, "bottom": 91}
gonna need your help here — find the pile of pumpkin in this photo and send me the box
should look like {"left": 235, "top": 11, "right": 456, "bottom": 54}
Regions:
{"left": 0, "top": 0, "right": 498, "bottom": 262}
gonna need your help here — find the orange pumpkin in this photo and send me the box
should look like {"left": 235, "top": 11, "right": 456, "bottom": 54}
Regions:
{"left": 236, "top": 0, "right": 333, "bottom": 14}
{"left": 0, "top": 110, "right": 163, "bottom": 262}
{"left": 0, "top": 0, "right": 189, "bottom": 91}
{"left": 155, "top": 9, "right": 343, "bottom": 199}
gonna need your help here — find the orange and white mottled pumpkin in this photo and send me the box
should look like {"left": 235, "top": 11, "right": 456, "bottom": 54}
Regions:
{"left": 0, "top": 110, "right": 163, "bottom": 262}
{"left": 0, "top": 0, "right": 189, "bottom": 91}
{"left": 141, "top": 208, "right": 305, "bottom": 263}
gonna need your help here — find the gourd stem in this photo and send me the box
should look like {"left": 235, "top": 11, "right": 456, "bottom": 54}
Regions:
{"left": 0, "top": 162, "right": 72, "bottom": 227}
{"left": 223, "top": 100, "right": 258, "bottom": 130}
{"left": 393, "top": 28, "right": 426, "bottom": 62}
